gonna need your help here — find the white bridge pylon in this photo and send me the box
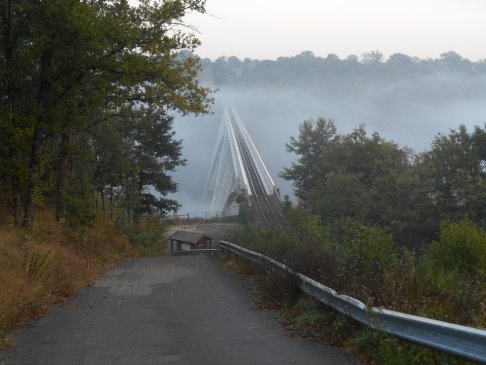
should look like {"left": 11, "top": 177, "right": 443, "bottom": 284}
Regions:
{"left": 203, "top": 107, "right": 276, "bottom": 216}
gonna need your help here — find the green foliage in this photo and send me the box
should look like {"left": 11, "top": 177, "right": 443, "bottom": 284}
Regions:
{"left": 420, "top": 125, "right": 486, "bottom": 223}
{"left": 31, "top": 186, "right": 45, "bottom": 208}
{"left": 283, "top": 194, "right": 292, "bottom": 212}
{"left": 0, "top": 0, "right": 212, "bottom": 227}
{"left": 64, "top": 181, "right": 97, "bottom": 230}
{"left": 336, "top": 220, "right": 397, "bottom": 273}
{"left": 282, "top": 119, "right": 486, "bottom": 249}
{"left": 287, "top": 209, "right": 330, "bottom": 249}
{"left": 427, "top": 220, "right": 486, "bottom": 283}
{"left": 65, "top": 196, "right": 97, "bottom": 231}
{"left": 421, "top": 220, "right": 486, "bottom": 324}
{"left": 92, "top": 107, "right": 185, "bottom": 221}
{"left": 294, "top": 299, "right": 328, "bottom": 325}
{"left": 323, "top": 218, "right": 417, "bottom": 307}
{"left": 125, "top": 217, "right": 168, "bottom": 256}
{"left": 280, "top": 118, "right": 338, "bottom": 209}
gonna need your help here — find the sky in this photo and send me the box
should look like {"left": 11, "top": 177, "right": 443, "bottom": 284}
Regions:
{"left": 183, "top": 0, "right": 486, "bottom": 61}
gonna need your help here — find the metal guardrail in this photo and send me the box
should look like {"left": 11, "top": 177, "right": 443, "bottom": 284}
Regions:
{"left": 219, "top": 241, "right": 486, "bottom": 363}
{"left": 173, "top": 249, "right": 219, "bottom": 256}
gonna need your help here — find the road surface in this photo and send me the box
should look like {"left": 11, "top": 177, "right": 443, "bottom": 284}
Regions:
{"left": 1, "top": 256, "right": 359, "bottom": 365}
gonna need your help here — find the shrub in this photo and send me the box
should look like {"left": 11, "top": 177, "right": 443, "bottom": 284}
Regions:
{"left": 64, "top": 191, "right": 97, "bottom": 230}
{"left": 426, "top": 220, "right": 486, "bottom": 285}
{"left": 419, "top": 220, "right": 486, "bottom": 325}
{"left": 125, "top": 217, "right": 168, "bottom": 256}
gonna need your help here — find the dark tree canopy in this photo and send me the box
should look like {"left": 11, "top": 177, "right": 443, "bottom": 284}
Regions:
{"left": 282, "top": 119, "right": 486, "bottom": 248}
{"left": 0, "top": 0, "right": 212, "bottom": 227}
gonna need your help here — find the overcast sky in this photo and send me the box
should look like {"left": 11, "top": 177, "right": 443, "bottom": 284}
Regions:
{"left": 183, "top": 0, "right": 486, "bottom": 61}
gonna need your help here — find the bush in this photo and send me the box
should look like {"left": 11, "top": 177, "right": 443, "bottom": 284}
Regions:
{"left": 330, "top": 218, "right": 416, "bottom": 307}
{"left": 419, "top": 220, "right": 486, "bottom": 325}
{"left": 125, "top": 217, "right": 168, "bottom": 256}
{"left": 427, "top": 220, "right": 486, "bottom": 284}
{"left": 64, "top": 186, "right": 97, "bottom": 230}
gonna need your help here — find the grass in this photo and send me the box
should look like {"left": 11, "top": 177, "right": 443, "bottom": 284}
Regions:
{"left": 0, "top": 209, "right": 139, "bottom": 349}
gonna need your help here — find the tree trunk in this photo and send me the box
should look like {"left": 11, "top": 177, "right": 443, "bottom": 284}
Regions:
{"left": 101, "top": 189, "right": 105, "bottom": 212}
{"left": 10, "top": 148, "right": 22, "bottom": 227}
{"left": 23, "top": 49, "right": 53, "bottom": 227}
{"left": 3, "top": 0, "right": 22, "bottom": 227}
{"left": 23, "top": 125, "right": 45, "bottom": 227}
{"left": 133, "top": 181, "right": 143, "bottom": 225}
{"left": 110, "top": 194, "right": 114, "bottom": 220}
{"left": 55, "top": 133, "right": 70, "bottom": 221}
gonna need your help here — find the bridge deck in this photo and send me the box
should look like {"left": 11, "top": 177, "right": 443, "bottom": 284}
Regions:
{"left": 204, "top": 107, "right": 285, "bottom": 229}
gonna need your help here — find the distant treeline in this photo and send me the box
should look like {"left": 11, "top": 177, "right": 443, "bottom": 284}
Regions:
{"left": 199, "top": 51, "right": 486, "bottom": 96}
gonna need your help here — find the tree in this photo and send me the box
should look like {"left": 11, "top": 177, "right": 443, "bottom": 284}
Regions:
{"left": 439, "top": 51, "right": 469, "bottom": 68}
{"left": 0, "top": 0, "right": 212, "bottom": 227}
{"left": 420, "top": 124, "right": 486, "bottom": 223}
{"left": 280, "top": 118, "right": 338, "bottom": 209}
{"left": 472, "top": 123, "right": 486, "bottom": 161}
{"left": 117, "top": 107, "right": 184, "bottom": 219}
{"left": 282, "top": 120, "right": 438, "bottom": 247}
{"left": 0, "top": 0, "right": 36, "bottom": 226}
{"left": 387, "top": 53, "right": 413, "bottom": 65}
{"left": 361, "top": 50, "right": 383, "bottom": 64}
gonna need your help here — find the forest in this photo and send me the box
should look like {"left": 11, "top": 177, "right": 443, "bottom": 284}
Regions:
{"left": 0, "top": 0, "right": 212, "bottom": 229}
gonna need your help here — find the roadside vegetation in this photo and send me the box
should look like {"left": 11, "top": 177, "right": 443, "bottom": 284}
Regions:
{"left": 0, "top": 209, "right": 170, "bottom": 349}
{"left": 228, "top": 218, "right": 485, "bottom": 365}
{"left": 228, "top": 120, "right": 486, "bottom": 364}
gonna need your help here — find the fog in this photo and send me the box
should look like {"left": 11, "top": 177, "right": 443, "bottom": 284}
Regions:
{"left": 169, "top": 55, "right": 486, "bottom": 213}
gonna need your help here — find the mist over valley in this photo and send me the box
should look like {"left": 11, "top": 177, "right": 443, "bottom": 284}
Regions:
{"left": 171, "top": 52, "right": 486, "bottom": 213}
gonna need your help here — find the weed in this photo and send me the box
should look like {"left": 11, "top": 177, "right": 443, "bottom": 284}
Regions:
{"left": 24, "top": 249, "right": 54, "bottom": 280}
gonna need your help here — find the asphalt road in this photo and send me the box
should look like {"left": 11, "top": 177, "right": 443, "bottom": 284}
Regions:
{"left": 1, "top": 256, "right": 359, "bottom": 365}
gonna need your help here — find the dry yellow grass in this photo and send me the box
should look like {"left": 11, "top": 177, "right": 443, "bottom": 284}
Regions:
{"left": 0, "top": 209, "right": 135, "bottom": 348}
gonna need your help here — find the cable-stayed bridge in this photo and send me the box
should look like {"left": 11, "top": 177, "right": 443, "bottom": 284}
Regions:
{"left": 203, "top": 108, "right": 283, "bottom": 228}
